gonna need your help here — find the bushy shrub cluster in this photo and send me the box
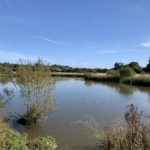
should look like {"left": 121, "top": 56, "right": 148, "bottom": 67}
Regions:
{"left": 98, "top": 105, "right": 150, "bottom": 150}
{"left": 119, "top": 67, "right": 135, "bottom": 79}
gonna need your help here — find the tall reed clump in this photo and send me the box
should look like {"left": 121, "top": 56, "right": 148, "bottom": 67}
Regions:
{"left": 78, "top": 104, "right": 150, "bottom": 150}
{"left": 98, "top": 104, "right": 150, "bottom": 150}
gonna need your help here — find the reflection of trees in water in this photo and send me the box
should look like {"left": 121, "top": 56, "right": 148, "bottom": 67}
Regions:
{"left": 84, "top": 80, "right": 150, "bottom": 102}
{"left": 111, "top": 83, "right": 150, "bottom": 98}
{"left": 114, "top": 84, "right": 135, "bottom": 96}
{"left": 0, "top": 87, "right": 14, "bottom": 119}
{"left": 0, "top": 87, "right": 14, "bottom": 104}
{"left": 84, "top": 80, "right": 136, "bottom": 96}
{"left": 84, "top": 80, "right": 150, "bottom": 96}
{"left": 53, "top": 77, "right": 83, "bottom": 83}
{"left": 84, "top": 80, "right": 93, "bottom": 87}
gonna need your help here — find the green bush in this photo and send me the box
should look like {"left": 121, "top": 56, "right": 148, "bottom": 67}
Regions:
{"left": 107, "top": 70, "right": 120, "bottom": 77}
{"left": 0, "top": 118, "right": 57, "bottom": 150}
{"left": 119, "top": 67, "right": 135, "bottom": 79}
{"left": 145, "top": 59, "right": 150, "bottom": 72}
{"left": 128, "top": 62, "right": 142, "bottom": 73}
{"left": 84, "top": 72, "right": 93, "bottom": 78}
{"left": 0, "top": 119, "right": 27, "bottom": 150}
{"left": 29, "top": 136, "right": 57, "bottom": 150}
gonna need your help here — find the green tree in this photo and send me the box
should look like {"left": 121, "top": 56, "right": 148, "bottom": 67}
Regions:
{"left": 146, "top": 58, "right": 150, "bottom": 72}
{"left": 119, "top": 67, "right": 135, "bottom": 79}
{"left": 114, "top": 62, "right": 124, "bottom": 70}
{"left": 128, "top": 62, "right": 142, "bottom": 73}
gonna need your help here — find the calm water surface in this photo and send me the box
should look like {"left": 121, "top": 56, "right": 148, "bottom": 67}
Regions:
{"left": 1, "top": 77, "right": 150, "bottom": 150}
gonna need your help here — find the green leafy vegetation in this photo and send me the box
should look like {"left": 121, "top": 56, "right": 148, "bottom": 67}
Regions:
{"left": 128, "top": 62, "right": 142, "bottom": 73}
{"left": 107, "top": 70, "right": 120, "bottom": 77}
{"left": 0, "top": 118, "right": 57, "bottom": 150}
{"left": 145, "top": 58, "right": 150, "bottom": 72}
{"left": 28, "top": 136, "right": 57, "bottom": 150}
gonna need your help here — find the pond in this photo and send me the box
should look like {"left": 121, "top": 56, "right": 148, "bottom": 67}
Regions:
{"left": 1, "top": 77, "right": 150, "bottom": 150}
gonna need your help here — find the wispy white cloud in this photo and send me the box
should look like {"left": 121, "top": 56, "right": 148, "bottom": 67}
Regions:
{"left": 96, "top": 50, "right": 118, "bottom": 54}
{"left": 140, "top": 41, "right": 150, "bottom": 48}
{"left": 0, "top": 50, "right": 37, "bottom": 62}
{"left": 32, "top": 35, "right": 67, "bottom": 46}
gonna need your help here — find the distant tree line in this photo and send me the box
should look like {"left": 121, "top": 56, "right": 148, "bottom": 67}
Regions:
{"left": 0, "top": 58, "right": 150, "bottom": 74}
{"left": 50, "top": 64, "right": 108, "bottom": 73}
{"left": 0, "top": 62, "right": 108, "bottom": 74}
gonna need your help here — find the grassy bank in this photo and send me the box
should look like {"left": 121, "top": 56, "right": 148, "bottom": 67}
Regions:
{"left": 84, "top": 73, "right": 120, "bottom": 83}
{"left": 51, "top": 72, "right": 85, "bottom": 77}
{"left": 123, "top": 74, "right": 150, "bottom": 87}
{"left": 1, "top": 71, "right": 150, "bottom": 87}
{"left": 50, "top": 72, "right": 150, "bottom": 87}
{"left": 84, "top": 73, "right": 150, "bottom": 87}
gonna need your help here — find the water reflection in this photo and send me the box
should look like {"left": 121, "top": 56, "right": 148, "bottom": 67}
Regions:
{"left": 84, "top": 80, "right": 150, "bottom": 96}
{"left": 0, "top": 76, "right": 13, "bottom": 85}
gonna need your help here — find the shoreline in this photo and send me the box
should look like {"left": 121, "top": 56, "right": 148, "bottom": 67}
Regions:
{"left": 51, "top": 72, "right": 150, "bottom": 87}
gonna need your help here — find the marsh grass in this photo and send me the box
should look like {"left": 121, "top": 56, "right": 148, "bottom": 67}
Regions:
{"left": 78, "top": 104, "right": 150, "bottom": 150}
{"left": 84, "top": 75, "right": 120, "bottom": 83}
{"left": 84, "top": 72, "right": 150, "bottom": 87}
{"left": 124, "top": 75, "right": 150, "bottom": 87}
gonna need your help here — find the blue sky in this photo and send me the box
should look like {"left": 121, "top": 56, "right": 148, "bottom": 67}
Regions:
{"left": 0, "top": 0, "right": 150, "bottom": 68}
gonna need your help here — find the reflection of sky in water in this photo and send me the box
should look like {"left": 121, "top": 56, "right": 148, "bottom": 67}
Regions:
{"left": 1, "top": 77, "right": 150, "bottom": 149}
